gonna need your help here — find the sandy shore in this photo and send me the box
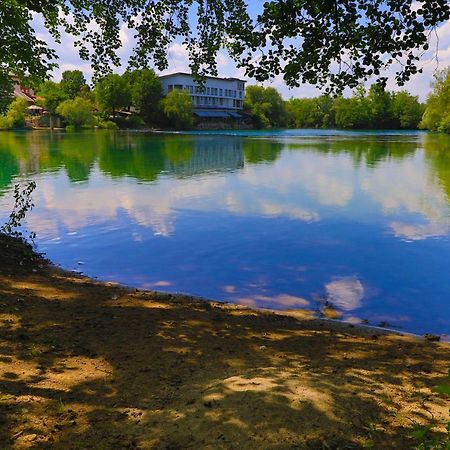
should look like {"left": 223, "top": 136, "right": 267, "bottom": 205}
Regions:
{"left": 0, "top": 234, "right": 449, "bottom": 449}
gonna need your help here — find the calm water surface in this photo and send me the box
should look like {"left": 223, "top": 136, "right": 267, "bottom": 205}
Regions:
{"left": 0, "top": 130, "right": 449, "bottom": 337}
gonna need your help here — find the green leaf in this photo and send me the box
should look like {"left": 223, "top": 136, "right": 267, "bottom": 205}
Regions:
{"left": 433, "top": 385, "right": 450, "bottom": 396}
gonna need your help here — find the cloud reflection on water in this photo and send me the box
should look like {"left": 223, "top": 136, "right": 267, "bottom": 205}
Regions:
{"left": 1, "top": 131, "right": 450, "bottom": 335}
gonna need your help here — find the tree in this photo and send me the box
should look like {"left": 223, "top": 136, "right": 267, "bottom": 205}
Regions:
{"left": 0, "top": 98, "right": 28, "bottom": 130}
{"left": 122, "top": 69, "right": 162, "bottom": 124}
{"left": 161, "top": 89, "right": 193, "bottom": 130}
{"left": 420, "top": 69, "right": 450, "bottom": 133}
{"left": 60, "top": 70, "right": 88, "bottom": 99}
{"left": 391, "top": 92, "right": 424, "bottom": 129}
{"left": 57, "top": 97, "right": 94, "bottom": 129}
{"left": 0, "top": 73, "right": 13, "bottom": 114}
{"left": 36, "top": 81, "right": 67, "bottom": 129}
{"left": 0, "top": 2, "right": 448, "bottom": 92}
{"left": 95, "top": 74, "right": 131, "bottom": 116}
{"left": 244, "top": 86, "right": 287, "bottom": 128}
{"left": 333, "top": 88, "right": 371, "bottom": 129}
{"left": 286, "top": 95, "right": 335, "bottom": 129}
{"left": 366, "top": 83, "right": 394, "bottom": 129}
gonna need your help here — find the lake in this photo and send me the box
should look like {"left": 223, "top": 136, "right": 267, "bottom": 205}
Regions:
{"left": 0, "top": 130, "right": 449, "bottom": 338}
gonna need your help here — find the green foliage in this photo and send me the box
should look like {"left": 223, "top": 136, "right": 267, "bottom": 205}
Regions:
{"left": 0, "top": 2, "right": 57, "bottom": 87}
{"left": 60, "top": 70, "right": 88, "bottom": 99}
{"left": 161, "top": 89, "right": 193, "bottom": 130}
{"left": 392, "top": 92, "right": 425, "bottom": 129}
{"left": 1, "top": 2, "right": 448, "bottom": 94}
{"left": 366, "top": 84, "right": 394, "bottom": 129}
{"left": 333, "top": 94, "right": 369, "bottom": 129}
{"left": 95, "top": 74, "right": 131, "bottom": 116}
{"left": 37, "top": 81, "right": 68, "bottom": 128}
{"left": 56, "top": 97, "right": 94, "bottom": 129}
{"left": 126, "top": 115, "right": 146, "bottom": 129}
{"left": 122, "top": 69, "right": 162, "bottom": 124}
{"left": 287, "top": 84, "right": 423, "bottom": 130}
{"left": 412, "top": 369, "right": 450, "bottom": 450}
{"left": 286, "top": 96, "right": 334, "bottom": 128}
{"left": 0, "top": 73, "right": 13, "bottom": 114}
{"left": 95, "top": 118, "right": 119, "bottom": 130}
{"left": 0, "top": 181, "right": 37, "bottom": 243}
{"left": 0, "top": 98, "right": 28, "bottom": 130}
{"left": 244, "top": 86, "right": 287, "bottom": 128}
{"left": 421, "top": 69, "right": 450, "bottom": 133}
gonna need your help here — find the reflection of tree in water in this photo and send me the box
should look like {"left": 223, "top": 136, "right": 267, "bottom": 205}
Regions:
{"left": 98, "top": 133, "right": 166, "bottom": 182}
{"left": 243, "top": 139, "right": 283, "bottom": 164}
{"left": 2, "top": 132, "right": 450, "bottom": 206}
{"left": 163, "top": 137, "right": 193, "bottom": 165}
{"left": 286, "top": 137, "right": 418, "bottom": 168}
{"left": 0, "top": 151, "right": 19, "bottom": 193}
{"left": 422, "top": 134, "right": 450, "bottom": 203}
{"left": 0, "top": 131, "right": 99, "bottom": 189}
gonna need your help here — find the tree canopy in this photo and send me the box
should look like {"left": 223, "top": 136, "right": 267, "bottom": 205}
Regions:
{"left": 161, "top": 89, "right": 193, "bottom": 129}
{"left": 1, "top": 1, "right": 449, "bottom": 91}
{"left": 284, "top": 83, "right": 423, "bottom": 129}
{"left": 420, "top": 69, "right": 450, "bottom": 133}
{"left": 122, "top": 69, "right": 163, "bottom": 124}
{"left": 57, "top": 97, "right": 94, "bottom": 129}
{"left": 60, "top": 70, "right": 88, "bottom": 99}
{"left": 244, "top": 86, "right": 287, "bottom": 128}
{"left": 95, "top": 74, "right": 131, "bottom": 116}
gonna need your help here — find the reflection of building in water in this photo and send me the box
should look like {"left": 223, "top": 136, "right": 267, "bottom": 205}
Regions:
{"left": 164, "top": 139, "right": 244, "bottom": 177}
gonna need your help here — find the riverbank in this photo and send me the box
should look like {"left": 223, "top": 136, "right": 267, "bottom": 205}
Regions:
{"left": 0, "top": 234, "right": 449, "bottom": 449}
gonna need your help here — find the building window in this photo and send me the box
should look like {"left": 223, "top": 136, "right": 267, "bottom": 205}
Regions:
{"left": 219, "top": 89, "right": 223, "bottom": 96}
{"left": 168, "top": 84, "right": 173, "bottom": 91}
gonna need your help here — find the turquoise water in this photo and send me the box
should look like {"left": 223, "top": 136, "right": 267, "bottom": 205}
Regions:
{"left": 0, "top": 130, "right": 449, "bottom": 337}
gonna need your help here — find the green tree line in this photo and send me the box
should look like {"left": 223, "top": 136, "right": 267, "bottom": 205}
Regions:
{"left": 2, "top": 67, "right": 450, "bottom": 133}
{"left": 0, "top": 69, "right": 193, "bottom": 131}
{"left": 245, "top": 83, "right": 425, "bottom": 130}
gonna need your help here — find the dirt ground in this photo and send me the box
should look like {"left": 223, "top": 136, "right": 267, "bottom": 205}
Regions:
{"left": 0, "top": 234, "right": 449, "bottom": 449}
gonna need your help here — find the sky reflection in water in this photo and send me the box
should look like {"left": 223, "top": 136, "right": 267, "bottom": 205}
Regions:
{"left": 0, "top": 130, "right": 449, "bottom": 336}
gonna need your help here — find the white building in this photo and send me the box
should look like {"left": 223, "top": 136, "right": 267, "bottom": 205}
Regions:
{"left": 159, "top": 72, "right": 246, "bottom": 112}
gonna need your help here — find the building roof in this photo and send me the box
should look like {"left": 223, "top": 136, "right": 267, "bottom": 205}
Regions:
{"left": 13, "top": 91, "right": 35, "bottom": 103}
{"left": 159, "top": 72, "right": 246, "bottom": 83}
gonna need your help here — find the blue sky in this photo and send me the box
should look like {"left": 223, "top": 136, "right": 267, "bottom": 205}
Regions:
{"left": 32, "top": 7, "right": 450, "bottom": 101}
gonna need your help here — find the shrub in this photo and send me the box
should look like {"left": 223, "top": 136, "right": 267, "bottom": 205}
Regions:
{"left": 57, "top": 97, "right": 94, "bottom": 129}
{"left": 0, "top": 97, "right": 28, "bottom": 129}
{"left": 95, "top": 119, "right": 118, "bottom": 130}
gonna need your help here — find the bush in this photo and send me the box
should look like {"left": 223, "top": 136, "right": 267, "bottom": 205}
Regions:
{"left": 0, "top": 97, "right": 28, "bottom": 129}
{"left": 126, "top": 115, "right": 146, "bottom": 129}
{"left": 57, "top": 97, "right": 94, "bottom": 129}
{"left": 96, "top": 119, "right": 118, "bottom": 130}
{"left": 161, "top": 89, "right": 193, "bottom": 129}
{"left": 0, "top": 115, "right": 13, "bottom": 130}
